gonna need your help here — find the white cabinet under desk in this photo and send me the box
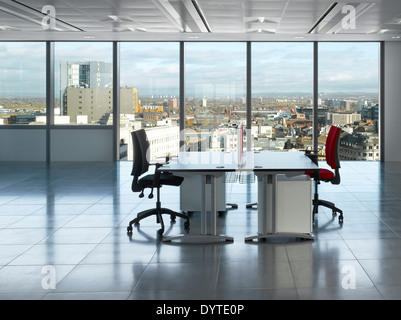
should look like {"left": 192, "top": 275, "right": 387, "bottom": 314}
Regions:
{"left": 179, "top": 174, "right": 227, "bottom": 213}
{"left": 256, "top": 173, "right": 313, "bottom": 235}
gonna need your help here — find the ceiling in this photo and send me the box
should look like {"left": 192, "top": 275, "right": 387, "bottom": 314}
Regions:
{"left": 1, "top": 0, "right": 401, "bottom": 41}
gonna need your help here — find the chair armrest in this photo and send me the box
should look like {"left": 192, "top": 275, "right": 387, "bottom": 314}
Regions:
{"left": 151, "top": 154, "right": 175, "bottom": 166}
{"left": 150, "top": 162, "right": 163, "bottom": 187}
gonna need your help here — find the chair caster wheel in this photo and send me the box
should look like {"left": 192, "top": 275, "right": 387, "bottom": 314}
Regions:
{"left": 127, "top": 226, "right": 132, "bottom": 233}
{"left": 158, "top": 229, "right": 164, "bottom": 235}
{"left": 184, "top": 221, "right": 190, "bottom": 229}
{"left": 170, "top": 215, "right": 176, "bottom": 222}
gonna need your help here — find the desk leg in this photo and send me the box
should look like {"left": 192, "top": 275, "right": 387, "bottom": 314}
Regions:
{"left": 163, "top": 173, "right": 233, "bottom": 244}
{"left": 271, "top": 174, "right": 277, "bottom": 234}
{"left": 211, "top": 175, "right": 216, "bottom": 235}
{"left": 245, "top": 173, "right": 313, "bottom": 242}
{"left": 201, "top": 175, "right": 207, "bottom": 235}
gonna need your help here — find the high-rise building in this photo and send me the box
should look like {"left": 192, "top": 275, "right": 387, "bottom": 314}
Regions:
{"left": 66, "top": 87, "right": 138, "bottom": 124}
{"left": 60, "top": 61, "right": 112, "bottom": 115}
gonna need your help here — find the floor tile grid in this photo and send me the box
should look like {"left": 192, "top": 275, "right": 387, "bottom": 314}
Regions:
{"left": 1, "top": 161, "right": 401, "bottom": 299}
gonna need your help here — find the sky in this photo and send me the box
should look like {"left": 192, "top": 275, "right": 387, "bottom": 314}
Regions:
{"left": 0, "top": 41, "right": 379, "bottom": 98}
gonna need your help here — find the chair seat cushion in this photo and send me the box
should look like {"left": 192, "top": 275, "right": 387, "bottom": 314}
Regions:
{"left": 139, "top": 172, "right": 184, "bottom": 188}
{"left": 305, "top": 168, "right": 335, "bottom": 180}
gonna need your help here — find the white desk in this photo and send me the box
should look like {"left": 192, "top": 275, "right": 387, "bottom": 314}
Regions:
{"left": 160, "top": 151, "right": 319, "bottom": 243}
{"left": 160, "top": 152, "right": 237, "bottom": 243}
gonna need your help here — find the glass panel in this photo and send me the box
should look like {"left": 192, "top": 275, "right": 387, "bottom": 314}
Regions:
{"left": 318, "top": 42, "right": 380, "bottom": 161}
{"left": 54, "top": 42, "right": 113, "bottom": 125}
{"left": 185, "top": 42, "right": 246, "bottom": 152}
{"left": 120, "top": 42, "right": 180, "bottom": 161}
{"left": 251, "top": 42, "right": 313, "bottom": 152}
{"left": 0, "top": 42, "right": 46, "bottom": 125}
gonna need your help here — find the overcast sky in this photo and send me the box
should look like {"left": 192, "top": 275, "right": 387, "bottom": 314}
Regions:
{"left": 0, "top": 41, "right": 379, "bottom": 98}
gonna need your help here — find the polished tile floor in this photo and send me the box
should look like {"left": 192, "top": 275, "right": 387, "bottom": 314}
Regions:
{"left": 1, "top": 160, "right": 401, "bottom": 300}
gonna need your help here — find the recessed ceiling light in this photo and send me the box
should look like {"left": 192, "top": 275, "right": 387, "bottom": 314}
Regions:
{"left": 128, "top": 27, "right": 147, "bottom": 32}
{"left": 391, "top": 36, "right": 401, "bottom": 39}
{"left": 108, "top": 15, "right": 119, "bottom": 21}
{"left": 83, "top": 35, "right": 95, "bottom": 39}
{"left": 294, "top": 36, "right": 305, "bottom": 39}
{"left": 0, "top": 26, "right": 19, "bottom": 31}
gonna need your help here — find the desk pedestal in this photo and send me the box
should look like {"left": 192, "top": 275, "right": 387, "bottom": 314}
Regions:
{"left": 245, "top": 173, "right": 314, "bottom": 241}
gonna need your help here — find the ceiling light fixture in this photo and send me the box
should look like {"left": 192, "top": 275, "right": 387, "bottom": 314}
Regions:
{"left": 108, "top": 15, "right": 119, "bottom": 21}
{"left": 127, "top": 27, "right": 148, "bottom": 32}
{"left": 191, "top": 0, "right": 212, "bottom": 32}
{"left": 307, "top": 2, "right": 339, "bottom": 34}
{"left": 0, "top": 25, "right": 19, "bottom": 31}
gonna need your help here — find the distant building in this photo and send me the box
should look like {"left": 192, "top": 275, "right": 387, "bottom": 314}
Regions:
{"left": 326, "top": 112, "right": 361, "bottom": 126}
{"left": 145, "top": 125, "right": 180, "bottom": 161}
{"left": 65, "top": 87, "right": 137, "bottom": 124}
{"left": 339, "top": 134, "right": 380, "bottom": 160}
{"left": 361, "top": 104, "right": 379, "bottom": 121}
{"left": 60, "top": 61, "right": 112, "bottom": 115}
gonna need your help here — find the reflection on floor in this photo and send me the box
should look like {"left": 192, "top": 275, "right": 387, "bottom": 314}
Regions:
{"left": 1, "top": 160, "right": 401, "bottom": 300}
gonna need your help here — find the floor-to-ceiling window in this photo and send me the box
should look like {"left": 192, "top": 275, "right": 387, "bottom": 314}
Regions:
{"left": 0, "top": 40, "right": 381, "bottom": 161}
{"left": 120, "top": 42, "right": 180, "bottom": 160}
{"left": 0, "top": 42, "right": 46, "bottom": 125}
{"left": 318, "top": 42, "right": 380, "bottom": 160}
{"left": 251, "top": 42, "right": 314, "bottom": 152}
{"left": 184, "top": 42, "right": 246, "bottom": 152}
{"left": 54, "top": 42, "right": 113, "bottom": 125}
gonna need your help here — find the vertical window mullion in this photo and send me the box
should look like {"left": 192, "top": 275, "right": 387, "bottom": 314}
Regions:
{"left": 46, "top": 41, "right": 55, "bottom": 164}
{"left": 313, "top": 41, "right": 318, "bottom": 153}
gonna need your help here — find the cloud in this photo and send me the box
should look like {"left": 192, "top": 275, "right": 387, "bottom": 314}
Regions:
{"left": 0, "top": 41, "right": 379, "bottom": 98}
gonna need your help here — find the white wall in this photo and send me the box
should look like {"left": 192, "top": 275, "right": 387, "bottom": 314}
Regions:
{"left": 384, "top": 42, "right": 401, "bottom": 162}
{"left": 50, "top": 128, "right": 113, "bottom": 161}
{"left": 0, "top": 129, "right": 46, "bottom": 161}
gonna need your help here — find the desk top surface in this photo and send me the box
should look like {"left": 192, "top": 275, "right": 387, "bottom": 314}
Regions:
{"left": 161, "top": 151, "right": 318, "bottom": 173}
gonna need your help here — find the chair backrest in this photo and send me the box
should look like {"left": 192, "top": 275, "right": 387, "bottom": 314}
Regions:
{"left": 131, "top": 129, "right": 150, "bottom": 178}
{"left": 325, "top": 126, "right": 341, "bottom": 170}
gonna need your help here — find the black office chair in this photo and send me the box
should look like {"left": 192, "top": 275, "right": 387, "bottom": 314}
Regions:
{"left": 305, "top": 125, "right": 343, "bottom": 223}
{"left": 127, "top": 129, "right": 190, "bottom": 236}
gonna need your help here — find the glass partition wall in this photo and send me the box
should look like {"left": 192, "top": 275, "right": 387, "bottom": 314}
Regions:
{"left": 54, "top": 42, "right": 113, "bottom": 125}
{"left": 0, "top": 42, "right": 46, "bottom": 125}
{"left": 184, "top": 42, "right": 246, "bottom": 153}
{"left": 318, "top": 42, "right": 380, "bottom": 160}
{"left": 0, "top": 41, "right": 381, "bottom": 162}
{"left": 120, "top": 42, "right": 180, "bottom": 161}
{"left": 251, "top": 42, "right": 314, "bottom": 152}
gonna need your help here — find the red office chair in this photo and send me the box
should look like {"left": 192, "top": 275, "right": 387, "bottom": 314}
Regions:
{"left": 305, "top": 126, "right": 343, "bottom": 223}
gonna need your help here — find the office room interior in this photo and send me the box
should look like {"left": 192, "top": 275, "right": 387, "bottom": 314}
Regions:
{"left": 2, "top": 0, "right": 401, "bottom": 302}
